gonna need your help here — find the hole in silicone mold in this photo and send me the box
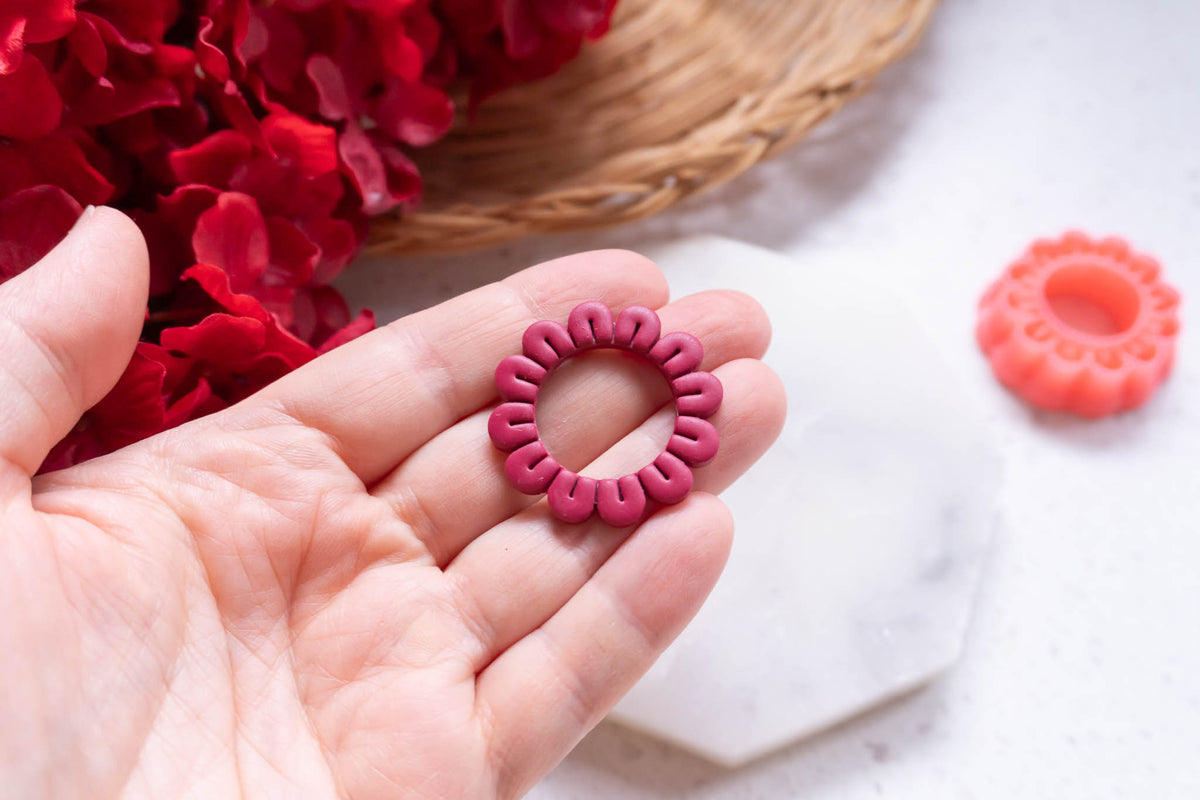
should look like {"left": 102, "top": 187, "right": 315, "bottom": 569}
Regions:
{"left": 535, "top": 349, "right": 673, "bottom": 478}
{"left": 1043, "top": 262, "right": 1140, "bottom": 337}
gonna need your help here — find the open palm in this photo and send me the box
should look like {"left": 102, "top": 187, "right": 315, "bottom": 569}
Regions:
{"left": 0, "top": 210, "right": 784, "bottom": 799}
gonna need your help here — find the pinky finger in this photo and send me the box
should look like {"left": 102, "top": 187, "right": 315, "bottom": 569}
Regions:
{"left": 475, "top": 493, "right": 733, "bottom": 798}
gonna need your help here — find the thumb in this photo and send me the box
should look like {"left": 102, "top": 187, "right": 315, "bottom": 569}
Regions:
{"left": 0, "top": 206, "right": 149, "bottom": 476}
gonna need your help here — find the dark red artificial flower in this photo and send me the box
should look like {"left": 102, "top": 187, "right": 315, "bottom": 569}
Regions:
{"left": 440, "top": 0, "right": 618, "bottom": 106}
{"left": 0, "top": 0, "right": 617, "bottom": 473}
{"left": 157, "top": 262, "right": 372, "bottom": 401}
{"left": 238, "top": 0, "right": 452, "bottom": 215}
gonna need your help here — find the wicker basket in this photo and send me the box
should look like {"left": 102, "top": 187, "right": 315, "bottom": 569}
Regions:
{"left": 366, "top": 0, "right": 938, "bottom": 256}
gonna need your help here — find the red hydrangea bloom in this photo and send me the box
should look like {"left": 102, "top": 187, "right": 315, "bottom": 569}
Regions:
{"left": 151, "top": 261, "right": 372, "bottom": 408}
{"left": 0, "top": 0, "right": 618, "bottom": 472}
{"left": 157, "top": 109, "right": 362, "bottom": 307}
{"left": 236, "top": 0, "right": 453, "bottom": 215}
{"left": 440, "top": 0, "right": 618, "bottom": 105}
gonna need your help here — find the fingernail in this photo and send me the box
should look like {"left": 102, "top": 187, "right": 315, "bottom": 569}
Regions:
{"left": 65, "top": 206, "right": 98, "bottom": 239}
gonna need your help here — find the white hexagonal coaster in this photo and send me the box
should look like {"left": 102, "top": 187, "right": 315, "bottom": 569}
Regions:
{"left": 608, "top": 236, "right": 1003, "bottom": 766}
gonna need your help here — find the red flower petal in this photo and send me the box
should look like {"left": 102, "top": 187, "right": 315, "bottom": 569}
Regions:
{"left": 247, "top": 5, "right": 307, "bottom": 93}
{"left": 380, "top": 22, "right": 424, "bottom": 82}
{"left": 532, "top": 0, "right": 613, "bottom": 36}
{"left": 423, "top": 35, "right": 458, "bottom": 87}
{"left": 303, "top": 216, "right": 359, "bottom": 284}
{"left": 0, "top": 186, "right": 82, "bottom": 281}
{"left": 71, "top": 74, "right": 181, "bottom": 126}
{"left": 290, "top": 283, "right": 376, "bottom": 351}
{"left": 241, "top": 9, "right": 269, "bottom": 63}
{"left": 347, "top": 0, "right": 420, "bottom": 15}
{"left": 67, "top": 17, "right": 109, "bottom": 77}
{"left": 337, "top": 124, "right": 393, "bottom": 215}
{"left": 81, "top": 0, "right": 170, "bottom": 45}
{"left": 372, "top": 78, "right": 453, "bottom": 146}
{"left": 39, "top": 344, "right": 168, "bottom": 474}
{"left": 228, "top": 155, "right": 345, "bottom": 219}
{"left": 0, "top": 135, "right": 115, "bottom": 207}
{"left": 266, "top": 217, "right": 319, "bottom": 287}
{"left": 291, "top": 283, "right": 349, "bottom": 343}
{"left": 176, "top": 263, "right": 319, "bottom": 374}
{"left": 136, "top": 342, "right": 195, "bottom": 396}
{"left": 79, "top": 12, "right": 153, "bottom": 56}
{"left": 6, "top": 0, "right": 76, "bottom": 45}
{"left": 196, "top": 17, "right": 232, "bottom": 83}
{"left": 179, "top": 263, "right": 316, "bottom": 369}
{"left": 262, "top": 113, "right": 339, "bottom": 178}
{"left": 161, "top": 313, "right": 268, "bottom": 365}
{"left": 500, "top": 0, "right": 544, "bottom": 59}
{"left": 306, "top": 54, "right": 352, "bottom": 121}
{"left": 203, "top": 0, "right": 252, "bottom": 69}
{"left": 377, "top": 142, "right": 423, "bottom": 205}
{"left": 85, "top": 346, "right": 169, "bottom": 439}
{"left": 205, "top": 79, "right": 268, "bottom": 150}
{"left": 155, "top": 42, "right": 199, "bottom": 80}
{"left": 164, "top": 378, "right": 225, "bottom": 428}
{"left": 157, "top": 185, "right": 223, "bottom": 226}
{"left": 0, "top": 16, "right": 26, "bottom": 76}
{"left": 160, "top": 266, "right": 320, "bottom": 404}
{"left": 336, "top": 123, "right": 424, "bottom": 215}
{"left": 404, "top": 4, "right": 443, "bottom": 63}
{"left": 0, "top": 54, "right": 62, "bottom": 139}
{"left": 0, "top": 139, "right": 39, "bottom": 198}
{"left": 192, "top": 192, "right": 270, "bottom": 292}
{"left": 440, "top": 0, "right": 501, "bottom": 39}
{"left": 318, "top": 308, "right": 376, "bottom": 353}
{"left": 125, "top": 344, "right": 228, "bottom": 433}
{"left": 136, "top": 185, "right": 222, "bottom": 295}
{"left": 170, "top": 130, "right": 253, "bottom": 187}
{"left": 39, "top": 431, "right": 106, "bottom": 474}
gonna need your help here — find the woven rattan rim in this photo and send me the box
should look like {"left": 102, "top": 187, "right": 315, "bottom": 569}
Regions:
{"left": 367, "top": 0, "right": 938, "bottom": 256}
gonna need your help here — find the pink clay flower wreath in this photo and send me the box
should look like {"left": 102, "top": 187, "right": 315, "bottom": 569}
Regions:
{"left": 489, "top": 301, "right": 723, "bottom": 525}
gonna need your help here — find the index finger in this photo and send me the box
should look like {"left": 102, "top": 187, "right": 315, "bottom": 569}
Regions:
{"left": 238, "top": 250, "right": 669, "bottom": 483}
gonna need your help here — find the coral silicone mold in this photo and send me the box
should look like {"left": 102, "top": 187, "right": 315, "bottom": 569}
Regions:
{"left": 489, "top": 302, "right": 723, "bottom": 525}
{"left": 977, "top": 232, "right": 1181, "bottom": 417}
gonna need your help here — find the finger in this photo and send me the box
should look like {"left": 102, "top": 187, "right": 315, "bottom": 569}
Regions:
{"left": 476, "top": 493, "right": 734, "bottom": 798}
{"left": 445, "top": 358, "right": 785, "bottom": 668}
{"left": 242, "top": 250, "right": 668, "bottom": 483}
{"left": 0, "top": 207, "right": 149, "bottom": 475}
{"left": 374, "top": 289, "right": 772, "bottom": 564}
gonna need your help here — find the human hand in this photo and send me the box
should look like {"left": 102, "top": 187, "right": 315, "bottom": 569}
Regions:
{"left": 0, "top": 209, "right": 785, "bottom": 799}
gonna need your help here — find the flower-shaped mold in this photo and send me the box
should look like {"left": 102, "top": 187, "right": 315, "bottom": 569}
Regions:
{"left": 489, "top": 301, "right": 723, "bottom": 525}
{"left": 977, "top": 232, "right": 1181, "bottom": 417}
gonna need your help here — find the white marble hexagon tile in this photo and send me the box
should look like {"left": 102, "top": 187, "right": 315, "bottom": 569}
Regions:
{"left": 606, "top": 236, "right": 1003, "bottom": 765}
{"left": 342, "top": 233, "right": 1004, "bottom": 766}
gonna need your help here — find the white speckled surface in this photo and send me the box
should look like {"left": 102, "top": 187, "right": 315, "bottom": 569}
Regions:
{"left": 338, "top": 0, "right": 1200, "bottom": 795}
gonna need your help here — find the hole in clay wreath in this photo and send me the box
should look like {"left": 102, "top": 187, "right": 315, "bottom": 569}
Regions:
{"left": 1043, "top": 262, "right": 1141, "bottom": 338}
{"left": 535, "top": 348, "right": 674, "bottom": 479}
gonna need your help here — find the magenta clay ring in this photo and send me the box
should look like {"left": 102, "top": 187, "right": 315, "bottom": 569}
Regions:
{"left": 488, "top": 301, "right": 723, "bottom": 526}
